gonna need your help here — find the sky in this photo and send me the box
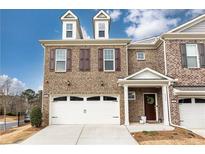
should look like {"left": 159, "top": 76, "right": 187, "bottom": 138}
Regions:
{"left": 1, "top": 9, "right": 205, "bottom": 91}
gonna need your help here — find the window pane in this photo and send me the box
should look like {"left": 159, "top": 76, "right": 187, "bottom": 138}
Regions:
{"left": 103, "top": 96, "right": 117, "bottom": 101}
{"left": 186, "top": 44, "right": 198, "bottom": 56}
{"left": 56, "top": 49, "right": 66, "bottom": 61}
{"left": 104, "top": 50, "right": 114, "bottom": 59}
{"left": 66, "top": 31, "right": 73, "bottom": 38}
{"left": 70, "top": 96, "right": 84, "bottom": 101}
{"left": 187, "top": 56, "right": 198, "bottom": 68}
{"left": 99, "top": 31, "right": 105, "bottom": 37}
{"left": 53, "top": 96, "right": 67, "bottom": 102}
{"left": 66, "top": 24, "right": 73, "bottom": 31}
{"left": 99, "top": 23, "right": 105, "bottom": 30}
{"left": 179, "top": 98, "right": 191, "bottom": 103}
{"left": 195, "top": 98, "right": 205, "bottom": 103}
{"left": 56, "top": 61, "right": 66, "bottom": 71}
{"left": 87, "top": 96, "right": 100, "bottom": 101}
{"left": 137, "top": 52, "right": 145, "bottom": 60}
{"left": 105, "top": 61, "right": 114, "bottom": 70}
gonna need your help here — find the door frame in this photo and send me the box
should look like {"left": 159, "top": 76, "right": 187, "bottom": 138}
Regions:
{"left": 143, "top": 93, "right": 158, "bottom": 122}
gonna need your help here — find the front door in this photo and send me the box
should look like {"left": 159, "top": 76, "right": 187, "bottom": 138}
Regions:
{"left": 144, "top": 94, "right": 156, "bottom": 121}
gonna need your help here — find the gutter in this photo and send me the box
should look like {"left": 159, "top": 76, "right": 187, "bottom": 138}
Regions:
{"left": 159, "top": 37, "right": 167, "bottom": 75}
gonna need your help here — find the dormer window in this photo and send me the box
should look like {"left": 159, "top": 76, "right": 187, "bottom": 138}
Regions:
{"left": 98, "top": 23, "right": 105, "bottom": 38}
{"left": 66, "top": 23, "right": 73, "bottom": 38}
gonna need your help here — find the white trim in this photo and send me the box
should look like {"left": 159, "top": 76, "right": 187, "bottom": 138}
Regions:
{"left": 167, "top": 14, "right": 205, "bottom": 33}
{"left": 123, "top": 85, "right": 129, "bottom": 125}
{"left": 93, "top": 10, "right": 110, "bottom": 20}
{"left": 103, "top": 48, "right": 115, "bottom": 72}
{"left": 136, "top": 51, "right": 145, "bottom": 61}
{"left": 55, "top": 49, "right": 67, "bottom": 72}
{"left": 162, "top": 85, "right": 169, "bottom": 125}
{"left": 143, "top": 93, "right": 158, "bottom": 122}
{"left": 123, "top": 67, "right": 174, "bottom": 81}
{"left": 174, "top": 89, "right": 205, "bottom": 96}
{"left": 61, "top": 10, "right": 78, "bottom": 20}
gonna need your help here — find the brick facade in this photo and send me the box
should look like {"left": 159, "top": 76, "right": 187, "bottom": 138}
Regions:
{"left": 42, "top": 45, "right": 127, "bottom": 126}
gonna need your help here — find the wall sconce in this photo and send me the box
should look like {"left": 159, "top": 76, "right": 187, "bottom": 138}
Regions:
{"left": 100, "top": 80, "right": 104, "bottom": 86}
{"left": 67, "top": 80, "right": 71, "bottom": 86}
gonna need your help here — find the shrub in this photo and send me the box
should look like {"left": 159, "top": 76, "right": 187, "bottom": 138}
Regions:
{"left": 30, "top": 106, "right": 42, "bottom": 127}
{"left": 7, "top": 112, "right": 16, "bottom": 116}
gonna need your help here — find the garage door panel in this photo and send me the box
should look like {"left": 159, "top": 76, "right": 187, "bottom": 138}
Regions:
{"left": 51, "top": 95, "right": 120, "bottom": 125}
{"left": 179, "top": 98, "right": 205, "bottom": 129}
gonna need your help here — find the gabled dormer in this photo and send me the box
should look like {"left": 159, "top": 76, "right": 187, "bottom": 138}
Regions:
{"left": 93, "top": 10, "right": 111, "bottom": 39}
{"left": 61, "top": 10, "right": 83, "bottom": 40}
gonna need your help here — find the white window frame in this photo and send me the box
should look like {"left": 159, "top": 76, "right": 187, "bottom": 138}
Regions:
{"left": 98, "top": 22, "right": 105, "bottom": 38}
{"left": 103, "top": 49, "right": 115, "bottom": 72}
{"left": 55, "top": 49, "right": 67, "bottom": 72}
{"left": 136, "top": 52, "right": 145, "bottom": 61}
{"left": 186, "top": 44, "right": 200, "bottom": 68}
{"left": 128, "top": 91, "right": 136, "bottom": 100}
{"left": 66, "top": 23, "right": 73, "bottom": 38}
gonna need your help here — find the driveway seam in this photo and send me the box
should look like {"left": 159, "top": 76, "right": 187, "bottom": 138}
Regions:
{"left": 75, "top": 124, "right": 85, "bottom": 145}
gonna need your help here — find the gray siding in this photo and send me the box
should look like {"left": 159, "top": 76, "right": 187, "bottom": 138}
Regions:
{"left": 182, "top": 20, "right": 205, "bottom": 32}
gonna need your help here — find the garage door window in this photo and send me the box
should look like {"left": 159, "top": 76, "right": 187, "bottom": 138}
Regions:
{"left": 87, "top": 96, "right": 100, "bottom": 101}
{"left": 103, "top": 96, "right": 117, "bottom": 101}
{"left": 70, "top": 96, "right": 84, "bottom": 101}
{"left": 53, "top": 96, "right": 67, "bottom": 102}
{"left": 195, "top": 98, "right": 205, "bottom": 103}
{"left": 179, "top": 98, "right": 191, "bottom": 103}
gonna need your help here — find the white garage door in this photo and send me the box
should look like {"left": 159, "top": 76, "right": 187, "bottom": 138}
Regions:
{"left": 179, "top": 98, "right": 205, "bottom": 129}
{"left": 51, "top": 95, "right": 120, "bottom": 124}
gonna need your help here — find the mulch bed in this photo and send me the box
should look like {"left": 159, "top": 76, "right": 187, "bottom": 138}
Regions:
{"left": 131, "top": 127, "right": 205, "bottom": 145}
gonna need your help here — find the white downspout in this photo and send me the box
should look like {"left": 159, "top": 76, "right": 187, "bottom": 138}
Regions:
{"left": 159, "top": 37, "right": 167, "bottom": 75}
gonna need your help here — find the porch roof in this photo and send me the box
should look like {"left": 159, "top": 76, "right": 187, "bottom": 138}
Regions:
{"left": 118, "top": 68, "right": 175, "bottom": 86}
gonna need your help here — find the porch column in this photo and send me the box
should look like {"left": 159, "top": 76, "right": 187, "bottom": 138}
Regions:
{"left": 162, "top": 85, "right": 169, "bottom": 125}
{"left": 123, "top": 85, "right": 129, "bottom": 125}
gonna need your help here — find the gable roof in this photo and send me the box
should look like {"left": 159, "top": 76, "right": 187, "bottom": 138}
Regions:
{"left": 123, "top": 68, "right": 174, "bottom": 81}
{"left": 61, "top": 10, "right": 78, "bottom": 21}
{"left": 93, "top": 10, "right": 110, "bottom": 20}
{"left": 167, "top": 14, "right": 205, "bottom": 33}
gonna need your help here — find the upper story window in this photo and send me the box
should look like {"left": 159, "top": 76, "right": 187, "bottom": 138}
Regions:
{"left": 98, "top": 23, "right": 105, "bottom": 38}
{"left": 66, "top": 23, "right": 73, "bottom": 38}
{"left": 186, "top": 44, "right": 200, "bottom": 68}
{"left": 103, "top": 49, "right": 115, "bottom": 71}
{"left": 136, "top": 52, "right": 145, "bottom": 61}
{"left": 55, "top": 49, "right": 67, "bottom": 72}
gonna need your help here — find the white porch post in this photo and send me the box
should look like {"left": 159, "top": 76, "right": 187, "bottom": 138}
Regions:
{"left": 123, "top": 85, "right": 129, "bottom": 125}
{"left": 162, "top": 85, "right": 169, "bottom": 125}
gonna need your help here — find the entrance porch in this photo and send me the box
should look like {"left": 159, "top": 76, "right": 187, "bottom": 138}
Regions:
{"left": 118, "top": 68, "right": 175, "bottom": 126}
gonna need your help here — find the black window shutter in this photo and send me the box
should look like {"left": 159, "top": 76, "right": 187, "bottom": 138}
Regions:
{"left": 66, "top": 49, "right": 72, "bottom": 71}
{"left": 98, "top": 48, "right": 103, "bottom": 71}
{"left": 50, "top": 48, "right": 55, "bottom": 71}
{"left": 115, "top": 48, "right": 121, "bottom": 71}
{"left": 198, "top": 43, "right": 205, "bottom": 68}
{"left": 79, "top": 49, "right": 84, "bottom": 71}
{"left": 180, "top": 44, "right": 187, "bottom": 68}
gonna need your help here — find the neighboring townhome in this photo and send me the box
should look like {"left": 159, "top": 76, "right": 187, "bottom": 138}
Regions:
{"left": 40, "top": 10, "right": 205, "bottom": 129}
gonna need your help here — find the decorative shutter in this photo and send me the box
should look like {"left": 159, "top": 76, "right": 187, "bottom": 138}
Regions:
{"left": 50, "top": 48, "right": 55, "bottom": 71}
{"left": 198, "top": 43, "right": 205, "bottom": 68}
{"left": 66, "top": 49, "right": 72, "bottom": 71}
{"left": 115, "top": 48, "right": 121, "bottom": 71}
{"left": 79, "top": 49, "right": 84, "bottom": 71}
{"left": 98, "top": 48, "right": 103, "bottom": 71}
{"left": 180, "top": 44, "right": 187, "bottom": 68}
{"left": 84, "top": 49, "right": 90, "bottom": 71}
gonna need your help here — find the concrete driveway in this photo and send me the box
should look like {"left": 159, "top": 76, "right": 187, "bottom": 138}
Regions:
{"left": 192, "top": 129, "right": 205, "bottom": 138}
{"left": 22, "top": 125, "right": 138, "bottom": 145}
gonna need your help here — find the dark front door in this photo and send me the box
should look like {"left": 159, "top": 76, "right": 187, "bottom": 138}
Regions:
{"left": 144, "top": 94, "right": 156, "bottom": 121}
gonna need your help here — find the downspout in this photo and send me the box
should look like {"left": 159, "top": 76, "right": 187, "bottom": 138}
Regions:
{"left": 160, "top": 37, "right": 186, "bottom": 129}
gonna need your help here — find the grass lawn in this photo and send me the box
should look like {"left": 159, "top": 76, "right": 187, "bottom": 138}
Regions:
{"left": 131, "top": 127, "right": 205, "bottom": 145}
{"left": 0, "top": 115, "right": 24, "bottom": 122}
{"left": 0, "top": 124, "right": 42, "bottom": 144}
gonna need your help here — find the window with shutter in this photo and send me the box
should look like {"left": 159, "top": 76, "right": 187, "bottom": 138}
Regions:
{"left": 55, "top": 49, "right": 67, "bottom": 72}
{"left": 103, "top": 49, "right": 115, "bottom": 71}
{"left": 186, "top": 44, "right": 200, "bottom": 68}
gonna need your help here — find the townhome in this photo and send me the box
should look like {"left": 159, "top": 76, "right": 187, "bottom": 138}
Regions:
{"left": 40, "top": 10, "right": 205, "bottom": 129}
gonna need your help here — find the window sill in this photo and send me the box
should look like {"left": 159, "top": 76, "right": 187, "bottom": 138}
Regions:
{"left": 103, "top": 70, "right": 115, "bottom": 73}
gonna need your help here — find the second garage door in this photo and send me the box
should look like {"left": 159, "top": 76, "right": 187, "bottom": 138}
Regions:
{"left": 179, "top": 98, "right": 205, "bottom": 129}
{"left": 51, "top": 95, "right": 120, "bottom": 124}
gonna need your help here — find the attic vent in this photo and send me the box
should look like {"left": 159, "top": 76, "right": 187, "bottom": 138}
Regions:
{"left": 97, "top": 13, "right": 107, "bottom": 18}
{"left": 65, "top": 13, "right": 74, "bottom": 18}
